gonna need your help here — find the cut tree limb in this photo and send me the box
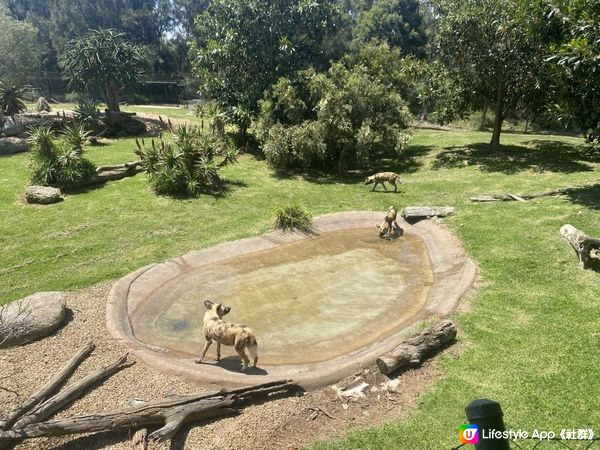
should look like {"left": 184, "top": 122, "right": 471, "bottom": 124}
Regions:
{"left": 560, "top": 224, "right": 600, "bottom": 270}
{"left": 0, "top": 342, "right": 95, "bottom": 430}
{"left": 376, "top": 320, "right": 457, "bottom": 375}
{"left": 131, "top": 428, "right": 148, "bottom": 450}
{"left": 12, "top": 352, "right": 133, "bottom": 429}
{"left": 470, "top": 180, "right": 599, "bottom": 203}
{"left": 0, "top": 380, "right": 296, "bottom": 444}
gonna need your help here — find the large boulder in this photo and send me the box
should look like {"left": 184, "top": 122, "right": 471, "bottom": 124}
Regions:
{"left": 2, "top": 117, "right": 23, "bottom": 137}
{"left": 0, "top": 137, "right": 28, "bottom": 155}
{"left": 25, "top": 185, "right": 63, "bottom": 204}
{"left": 0, "top": 292, "right": 67, "bottom": 348}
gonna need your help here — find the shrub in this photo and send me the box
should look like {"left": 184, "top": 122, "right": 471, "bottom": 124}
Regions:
{"left": 273, "top": 204, "right": 316, "bottom": 236}
{"left": 134, "top": 125, "right": 238, "bottom": 197}
{"left": 73, "top": 99, "right": 103, "bottom": 133}
{"left": 28, "top": 126, "right": 96, "bottom": 189}
{"left": 257, "top": 61, "right": 412, "bottom": 172}
{"left": 0, "top": 84, "right": 27, "bottom": 116}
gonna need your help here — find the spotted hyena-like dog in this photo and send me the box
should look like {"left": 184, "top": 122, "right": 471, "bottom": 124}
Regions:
{"left": 195, "top": 300, "right": 258, "bottom": 371}
{"left": 364, "top": 172, "right": 403, "bottom": 192}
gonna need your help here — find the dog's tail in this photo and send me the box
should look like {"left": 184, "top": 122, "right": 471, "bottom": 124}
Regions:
{"left": 247, "top": 336, "right": 258, "bottom": 367}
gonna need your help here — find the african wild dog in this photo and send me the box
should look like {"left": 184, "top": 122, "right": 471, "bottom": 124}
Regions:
{"left": 364, "top": 172, "right": 403, "bottom": 192}
{"left": 195, "top": 300, "right": 258, "bottom": 371}
{"left": 378, "top": 206, "right": 401, "bottom": 239}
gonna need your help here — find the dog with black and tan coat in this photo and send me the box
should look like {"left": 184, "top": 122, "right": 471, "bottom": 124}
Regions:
{"left": 195, "top": 300, "right": 259, "bottom": 371}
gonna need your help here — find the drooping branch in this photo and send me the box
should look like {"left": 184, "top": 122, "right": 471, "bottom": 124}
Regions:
{"left": 0, "top": 342, "right": 95, "bottom": 431}
{"left": 376, "top": 320, "right": 457, "bottom": 375}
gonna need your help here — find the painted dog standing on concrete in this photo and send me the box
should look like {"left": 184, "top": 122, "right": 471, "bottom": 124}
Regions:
{"left": 195, "top": 300, "right": 258, "bottom": 371}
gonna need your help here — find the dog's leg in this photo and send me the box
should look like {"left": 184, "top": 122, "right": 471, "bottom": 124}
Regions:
{"left": 393, "top": 181, "right": 397, "bottom": 192}
{"left": 195, "top": 339, "right": 212, "bottom": 364}
{"left": 248, "top": 342, "right": 258, "bottom": 368}
{"left": 372, "top": 182, "right": 377, "bottom": 191}
{"left": 235, "top": 341, "right": 251, "bottom": 371}
{"left": 383, "top": 182, "right": 388, "bottom": 191}
{"left": 215, "top": 342, "right": 221, "bottom": 361}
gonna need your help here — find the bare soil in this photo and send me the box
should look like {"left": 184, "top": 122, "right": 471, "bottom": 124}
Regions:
{"left": 0, "top": 281, "right": 451, "bottom": 450}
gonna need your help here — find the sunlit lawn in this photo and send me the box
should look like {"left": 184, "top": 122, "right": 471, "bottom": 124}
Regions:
{"left": 1, "top": 125, "right": 598, "bottom": 449}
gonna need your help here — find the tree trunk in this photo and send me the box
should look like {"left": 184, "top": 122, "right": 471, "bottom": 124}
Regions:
{"left": 376, "top": 320, "right": 457, "bottom": 375}
{"left": 104, "top": 85, "right": 120, "bottom": 112}
{"left": 490, "top": 82, "right": 504, "bottom": 150}
{"left": 479, "top": 101, "right": 488, "bottom": 130}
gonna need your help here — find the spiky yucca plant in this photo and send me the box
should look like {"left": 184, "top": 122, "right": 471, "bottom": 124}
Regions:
{"left": 0, "top": 84, "right": 27, "bottom": 116}
{"left": 28, "top": 126, "right": 96, "bottom": 189}
{"left": 73, "top": 98, "right": 102, "bottom": 132}
{"left": 62, "top": 124, "right": 90, "bottom": 156}
{"left": 135, "top": 125, "right": 238, "bottom": 197}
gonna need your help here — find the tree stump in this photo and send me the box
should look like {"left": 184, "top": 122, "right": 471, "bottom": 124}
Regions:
{"left": 560, "top": 224, "right": 600, "bottom": 270}
{"left": 376, "top": 320, "right": 457, "bottom": 375}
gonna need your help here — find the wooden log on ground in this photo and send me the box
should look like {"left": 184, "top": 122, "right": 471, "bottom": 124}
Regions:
{"left": 0, "top": 343, "right": 95, "bottom": 430}
{"left": 0, "top": 380, "right": 295, "bottom": 444}
{"left": 13, "top": 353, "right": 133, "bottom": 429}
{"left": 560, "top": 224, "right": 600, "bottom": 270}
{"left": 401, "top": 206, "right": 455, "bottom": 220}
{"left": 376, "top": 320, "right": 457, "bottom": 375}
{"left": 131, "top": 429, "right": 148, "bottom": 450}
{"left": 470, "top": 180, "right": 599, "bottom": 203}
{"left": 73, "top": 162, "right": 144, "bottom": 188}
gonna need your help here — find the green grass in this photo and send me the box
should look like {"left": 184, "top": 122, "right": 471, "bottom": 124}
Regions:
{"left": 1, "top": 127, "right": 599, "bottom": 449}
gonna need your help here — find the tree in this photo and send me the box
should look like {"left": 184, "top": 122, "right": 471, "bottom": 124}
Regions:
{"left": 353, "top": 0, "right": 427, "bottom": 57}
{"left": 0, "top": 9, "right": 41, "bottom": 86}
{"left": 190, "top": 0, "right": 341, "bottom": 114}
{"left": 546, "top": 1, "right": 600, "bottom": 144}
{"left": 59, "top": 29, "right": 145, "bottom": 112}
{"left": 433, "top": 0, "right": 547, "bottom": 149}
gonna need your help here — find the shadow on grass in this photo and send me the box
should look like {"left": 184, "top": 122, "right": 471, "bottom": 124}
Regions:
{"left": 271, "top": 145, "right": 433, "bottom": 185}
{"left": 566, "top": 183, "right": 600, "bottom": 210}
{"left": 432, "top": 140, "right": 598, "bottom": 174}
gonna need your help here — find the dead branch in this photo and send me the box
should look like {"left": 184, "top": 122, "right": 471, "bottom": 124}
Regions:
{"left": 0, "top": 342, "right": 95, "bottom": 430}
{"left": 470, "top": 180, "right": 599, "bottom": 203}
{"left": 12, "top": 352, "right": 133, "bottom": 429}
{"left": 0, "top": 380, "right": 296, "bottom": 444}
{"left": 376, "top": 320, "right": 457, "bottom": 375}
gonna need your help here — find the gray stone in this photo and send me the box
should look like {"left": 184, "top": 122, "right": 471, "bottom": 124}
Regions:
{"left": 0, "top": 137, "right": 28, "bottom": 155}
{"left": 2, "top": 117, "right": 23, "bottom": 137}
{"left": 0, "top": 292, "right": 67, "bottom": 348}
{"left": 402, "top": 206, "right": 456, "bottom": 220}
{"left": 24, "top": 185, "right": 63, "bottom": 204}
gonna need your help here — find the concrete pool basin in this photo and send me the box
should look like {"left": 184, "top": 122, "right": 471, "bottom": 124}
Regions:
{"left": 107, "top": 211, "right": 476, "bottom": 388}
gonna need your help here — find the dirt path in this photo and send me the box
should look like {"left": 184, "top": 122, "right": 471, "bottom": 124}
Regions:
{"left": 0, "top": 278, "right": 452, "bottom": 450}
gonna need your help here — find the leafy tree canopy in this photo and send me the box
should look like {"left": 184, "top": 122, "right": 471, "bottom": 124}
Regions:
{"left": 0, "top": 9, "right": 41, "bottom": 86}
{"left": 190, "top": 0, "right": 341, "bottom": 114}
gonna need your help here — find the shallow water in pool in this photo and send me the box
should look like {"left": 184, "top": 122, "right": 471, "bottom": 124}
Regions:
{"left": 130, "top": 228, "right": 433, "bottom": 365}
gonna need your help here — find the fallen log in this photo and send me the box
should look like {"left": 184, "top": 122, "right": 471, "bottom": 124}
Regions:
{"left": 376, "top": 320, "right": 457, "bottom": 375}
{"left": 131, "top": 428, "right": 148, "bottom": 450}
{"left": 0, "top": 380, "right": 296, "bottom": 444}
{"left": 0, "top": 342, "right": 95, "bottom": 430}
{"left": 13, "top": 352, "right": 133, "bottom": 429}
{"left": 73, "top": 161, "right": 144, "bottom": 188}
{"left": 470, "top": 180, "right": 599, "bottom": 203}
{"left": 402, "top": 206, "right": 455, "bottom": 220}
{"left": 560, "top": 224, "right": 600, "bottom": 270}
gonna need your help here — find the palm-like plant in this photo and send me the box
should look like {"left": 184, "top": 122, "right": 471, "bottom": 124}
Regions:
{"left": 0, "top": 84, "right": 27, "bottom": 116}
{"left": 204, "top": 102, "right": 228, "bottom": 138}
{"left": 62, "top": 124, "right": 90, "bottom": 156}
{"left": 73, "top": 98, "right": 103, "bottom": 132}
{"left": 135, "top": 125, "right": 238, "bottom": 197}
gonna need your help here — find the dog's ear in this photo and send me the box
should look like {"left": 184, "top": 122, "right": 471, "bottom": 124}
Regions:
{"left": 203, "top": 300, "right": 214, "bottom": 310}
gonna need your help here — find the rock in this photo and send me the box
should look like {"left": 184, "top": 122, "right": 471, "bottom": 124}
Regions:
{"left": 36, "top": 96, "right": 51, "bottom": 112}
{"left": 0, "top": 292, "right": 67, "bottom": 348}
{"left": 24, "top": 185, "right": 63, "bottom": 204}
{"left": 401, "top": 206, "right": 456, "bottom": 220}
{"left": 0, "top": 137, "right": 28, "bottom": 155}
{"left": 2, "top": 116, "right": 23, "bottom": 136}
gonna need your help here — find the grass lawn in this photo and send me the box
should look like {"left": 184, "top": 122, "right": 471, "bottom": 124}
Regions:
{"left": 1, "top": 127, "right": 599, "bottom": 448}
